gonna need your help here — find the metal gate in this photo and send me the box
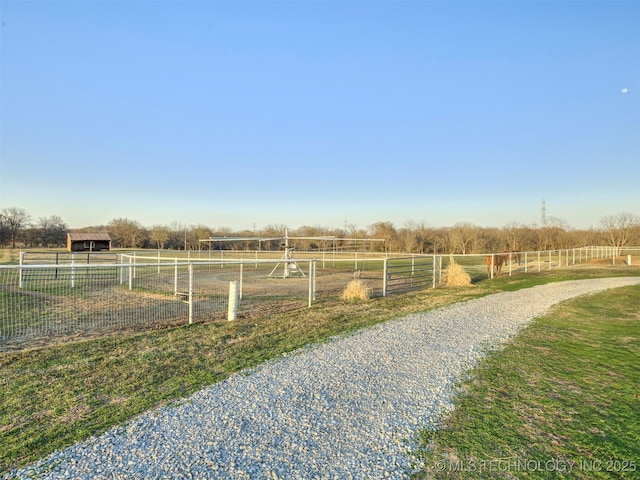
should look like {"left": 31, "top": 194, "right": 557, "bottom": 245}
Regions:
{"left": 383, "top": 255, "right": 439, "bottom": 296}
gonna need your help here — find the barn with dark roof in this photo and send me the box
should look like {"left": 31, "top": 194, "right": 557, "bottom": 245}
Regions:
{"left": 66, "top": 233, "right": 112, "bottom": 252}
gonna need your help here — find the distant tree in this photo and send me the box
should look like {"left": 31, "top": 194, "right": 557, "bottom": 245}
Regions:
{"left": 446, "top": 222, "right": 480, "bottom": 254}
{"left": 189, "top": 225, "right": 213, "bottom": 250}
{"left": 476, "top": 227, "right": 501, "bottom": 253}
{"left": 412, "top": 222, "right": 435, "bottom": 254}
{"left": 34, "top": 215, "right": 68, "bottom": 247}
{"left": 108, "top": 218, "right": 147, "bottom": 248}
{"left": 260, "top": 224, "right": 287, "bottom": 251}
{"left": 397, "top": 221, "right": 421, "bottom": 253}
{"left": 516, "top": 226, "right": 538, "bottom": 252}
{"left": 293, "top": 225, "right": 331, "bottom": 250}
{"left": 0, "top": 214, "right": 10, "bottom": 247}
{"left": 166, "top": 222, "right": 187, "bottom": 250}
{"left": 430, "top": 230, "right": 448, "bottom": 254}
{"left": 211, "top": 226, "right": 252, "bottom": 251}
{"left": 367, "top": 221, "right": 398, "bottom": 252}
{"left": 535, "top": 227, "right": 559, "bottom": 251}
{"left": 0, "top": 207, "right": 31, "bottom": 248}
{"left": 502, "top": 222, "right": 526, "bottom": 252}
{"left": 578, "top": 228, "right": 603, "bottom": 247}
{"left": 149, "top": 225, "right": 171, "bottom": 250}
{"left": 600, "top": 212, "right": 640, "bottom": 255}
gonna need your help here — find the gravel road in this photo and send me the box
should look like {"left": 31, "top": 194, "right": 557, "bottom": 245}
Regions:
{"left": 8, "top": 277, "right": 639, "bottom": 480}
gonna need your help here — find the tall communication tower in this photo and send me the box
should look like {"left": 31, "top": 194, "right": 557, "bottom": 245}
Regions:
{"left": 541, "top": 199, "right": 547, "bottom": 227}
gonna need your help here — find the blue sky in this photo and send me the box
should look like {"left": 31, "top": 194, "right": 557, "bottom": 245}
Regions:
{"left": 1, "top": 0, "right": 638, "bottom": 231}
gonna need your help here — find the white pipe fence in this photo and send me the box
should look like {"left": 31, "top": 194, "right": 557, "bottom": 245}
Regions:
{"left": 2, "top": 246, "right": 638, "bottom": 350}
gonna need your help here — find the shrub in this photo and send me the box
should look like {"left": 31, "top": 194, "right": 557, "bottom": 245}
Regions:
{"left": 341, "top": 280, "right": 372, "bottom": 302}
{"left": 445, "top": 258, "right": 472, "bottom": 287}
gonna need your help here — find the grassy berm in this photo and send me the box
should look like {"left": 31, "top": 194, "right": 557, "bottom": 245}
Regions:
{"left": 1, "top": 266, "right": 638, "bottom": 475}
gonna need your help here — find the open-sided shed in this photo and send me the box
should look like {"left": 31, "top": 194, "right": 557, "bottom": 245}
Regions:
{"left": 67, "top": 233, "right": 112, "bottom": 252}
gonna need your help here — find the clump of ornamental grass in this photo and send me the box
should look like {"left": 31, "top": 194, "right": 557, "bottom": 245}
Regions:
{"left": 445, "top": 258, "right": 472, "bottom": 287}
{"left": 341, "top": 280, "right": 373, "bottom": 302}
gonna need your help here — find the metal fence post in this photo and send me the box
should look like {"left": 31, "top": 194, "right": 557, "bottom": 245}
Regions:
{"left": 228, "top": 280, "right": 239, "bottom": 321}
{"left": 312, "top": 260, "right": 317, "bottom": 301}
{"left": 188, "top": 263, "right": 193, "bottom": 325}
{"left": 239, "top": 263, "right": 244, "bottom": 301}
{"left": 19, "top": 251, "right": 24, "bottom": 288}
{"left": 308, "top": 261, "right": 313, "bottom": 307}
{"left": 128, "top": 256, "right": 133, "bottom": 291}
{"left": 382, "top": 256, "right": 388, "bottom": 297}
{"left": 432, "top": 255, "right": 436, "bottom": 288}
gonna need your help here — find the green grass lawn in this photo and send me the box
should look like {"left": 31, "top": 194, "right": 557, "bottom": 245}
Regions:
{"left": 0, "top": 250, "right": 21, "bottom": 265}
{"left": 1, "top": 266, "right": 638, "bottom": 474}
{"left": 414, "top": 284, "right": 639, "bottom": 479}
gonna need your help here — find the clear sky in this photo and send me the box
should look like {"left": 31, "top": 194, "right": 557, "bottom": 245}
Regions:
{"left": 1, "top": 0, "right": 638, "bottom": 231}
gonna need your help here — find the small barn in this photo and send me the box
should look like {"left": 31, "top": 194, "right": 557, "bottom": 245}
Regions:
{"left": 67, "top": 233, "right": 112, "bottom": 252}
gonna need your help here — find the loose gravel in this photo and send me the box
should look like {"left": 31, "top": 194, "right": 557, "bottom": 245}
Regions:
{"left": 8, "top": 277, "right": 639, "bottom": 480}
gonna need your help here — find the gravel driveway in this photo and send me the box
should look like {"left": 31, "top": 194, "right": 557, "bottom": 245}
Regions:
{"left": 9, "top": 277, "right": 639, "bottom": 480}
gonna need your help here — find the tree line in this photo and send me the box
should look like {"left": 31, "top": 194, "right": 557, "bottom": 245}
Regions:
{"left": 1, "top": 206, "right": 638, "bottom": 254}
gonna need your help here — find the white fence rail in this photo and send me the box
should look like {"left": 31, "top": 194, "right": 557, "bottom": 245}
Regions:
{"left": 1, "top": 259, "right": 321, "bottom": 351}
{"left": 2, "top": 246, "right": 638, "bottom": 350}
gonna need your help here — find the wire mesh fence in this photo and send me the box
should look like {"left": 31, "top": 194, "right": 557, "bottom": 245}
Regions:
{"left": 1, "top": 263, "right": 195, "bottom": 348}
{"left": 0, "top": 257, "right": 359, "bottom": 351}
{"left": 1, "top": 245, "right": 637, "bottom": 351}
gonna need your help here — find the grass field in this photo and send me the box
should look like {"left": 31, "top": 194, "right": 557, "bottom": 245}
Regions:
{"left": 414, "top": 284, "right": 639, "bottom": 479}
{"left": 1, "top": 265, "right": 638, "bottom": 474}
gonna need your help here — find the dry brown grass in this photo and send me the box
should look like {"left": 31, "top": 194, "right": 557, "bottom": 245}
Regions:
{"left": 340, "top": 280, "right": 373, "bottom": 302}
{"left": 445, "top": 258, "right": 472, "bottom": 287}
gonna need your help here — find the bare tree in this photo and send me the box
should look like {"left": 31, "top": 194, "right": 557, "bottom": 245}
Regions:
{"left": 430, "top": 230, "right": 448, "bottom": 254}
{"left": 108, "top": 218, "right": 147, "bottom": 248}
{"left": 293, "top": 225, "right": 332, "bottom": 251}
{"left": 35, "top": 215, "right": 68, "bottom": 247}
{"left": 502, "top": 222, "right": 525, "bottom": 252}
{"left": 447, "top": 222, "right": 480, "bottom": 254}
{"left": 0, "top": 214, "right": 10, "bottom": 248}
{"left": 367, "top": 221, "right": 398, "bottom": 252}
{"left": 149, "top": 225, "right": 171, "bottom": 250}
{"left": 189, "top": 225, "right": 213, "bottom": 250}
{"left": 600, "top": 212, "right": 640, "bottom": 255}
{"left": 0, "top": 207, "right": 31, "bottom": 248}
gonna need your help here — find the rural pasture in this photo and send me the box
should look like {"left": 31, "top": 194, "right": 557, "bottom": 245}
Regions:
{"left": 1, "top": 263, "right": 638, "bottom": 475}
{"left": 1, "top": 246, "right": 638, "bottom": 351}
